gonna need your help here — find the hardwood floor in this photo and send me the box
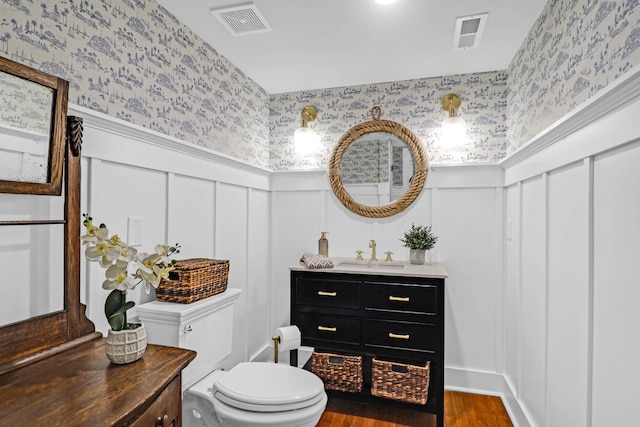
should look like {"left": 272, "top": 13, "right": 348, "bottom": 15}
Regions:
{"left": 316, "top": 391, "right": 513, "bottom": 427}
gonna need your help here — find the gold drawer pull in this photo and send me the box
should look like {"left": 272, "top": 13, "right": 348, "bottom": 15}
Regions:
{"left": 318, "top": 326, "right": 337, "bottom": 332}
{"left": 317, "top": 291, "right": 337, "bottom": 297}
{"left": 388, "top": 333, "right": 410, "bottom": 340}
{"left": 389, "top": 296, "right": 410, "bottom": 302}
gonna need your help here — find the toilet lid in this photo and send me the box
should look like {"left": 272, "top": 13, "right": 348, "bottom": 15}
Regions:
{"left": 212, "top": 362, "right": 325, "bottom": 412}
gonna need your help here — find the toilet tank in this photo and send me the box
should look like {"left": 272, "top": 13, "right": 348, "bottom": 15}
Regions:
{"left": 137, "top": 288, "right": 242, "bottom": 390}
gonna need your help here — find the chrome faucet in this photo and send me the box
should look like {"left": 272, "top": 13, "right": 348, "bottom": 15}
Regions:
{"left": 369, "top": 240, "right": 377, "bottom": 261}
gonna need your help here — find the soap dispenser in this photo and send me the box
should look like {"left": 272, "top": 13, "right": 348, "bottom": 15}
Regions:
{"left": 318, "top": 232, "right": 329, "bottom": 256}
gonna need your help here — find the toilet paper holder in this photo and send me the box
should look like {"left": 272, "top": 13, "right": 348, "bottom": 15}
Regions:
{"left": 272, "top": 325, "right": 302, "bottom": 365}
{"left": 272, "top": 335, "right": 281, "bottom": 363}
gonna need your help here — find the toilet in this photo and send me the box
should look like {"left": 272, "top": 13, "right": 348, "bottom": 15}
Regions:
{"left": 137, "top": 288, "right": 327, "bottom": 427}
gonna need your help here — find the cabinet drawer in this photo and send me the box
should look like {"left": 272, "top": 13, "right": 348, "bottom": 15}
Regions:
{"left": 295, "top": 277, "right": 360, "bottom": 308}
{"left": 297, "top": 313, "right": 360, "bottom": 345}
{"left": 129, "top": 375, "right": 181, "bottom": 426}
{"left": 364, "top": 283, "right": 437, "bottom": 314}
{"left": 363, "top": 319, "right": 436, "bottom": 353}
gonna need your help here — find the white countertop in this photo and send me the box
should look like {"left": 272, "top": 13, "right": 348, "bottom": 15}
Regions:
{"left": 290, "top": 257, "right": 448, "bottom": 279}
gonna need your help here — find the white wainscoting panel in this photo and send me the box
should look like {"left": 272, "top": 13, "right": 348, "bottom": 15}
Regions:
{"left": 502, "top": 94, "right": 640, "bottom": 427}
{"left": 74, "top": 106, "right": 272, "bottom": 371}
{"left": 215, "top": 182, "right": 249, "bottom": 367}
{"left": 271, "top": 190, "right": 323, "bottom": 330}
{"left": 546, "top": 162, "right": 590, "bottom": 427}
{"left": 168, "top": 174, "right": 216, "bottom": 259}
{"left": 88, "top": 159, "right": 168, "bottom": 332}
{"left": 436, "top": 188, "right": 503, "bottom": 373}
{"left": 519, "top": 175, "right": 547, "bottom": 427}
{"left": 591, "top": 142, "right": 640, "bottom": 426}
{"left": 246, "top": 188, "right": 271, "bottom": 360}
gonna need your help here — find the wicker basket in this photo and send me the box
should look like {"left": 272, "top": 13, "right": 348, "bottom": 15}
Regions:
{"left": 311, "top": 351, "right": 363, "bottom": 393}
{"left": 371, "top": 359, "right": 430, "bottom": 405}
{"left": 156, "top": 258, "right": 229, "bottom": 304}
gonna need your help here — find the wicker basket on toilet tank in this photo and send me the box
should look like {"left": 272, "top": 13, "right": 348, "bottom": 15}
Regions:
{"left": 156, "top": 258, "right": 229, "bottom": 304}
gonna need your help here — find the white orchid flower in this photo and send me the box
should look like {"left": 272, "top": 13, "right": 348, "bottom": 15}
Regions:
{"left": 154, "top": 244, "right": 172, "bottom": 265}
{"left": 80, "top": 224, "right": 108, "bottom": 245}
{"left": 136, "top": 252, "right": 161, "bottom": 274}
{"left": 80, "top": 219, "right": 109, "bottom": 244}
{"left": 136, "top": 268, "right": 161, "bottom": 294}
{"left": 108, "top": 234, "right": 128, "bottom": 248}
{"left": 84, "top": 241, "right": 112, "bottom": 261}
{"left": 118, "top": 245, "right": 138, "bottom": 263}
{"left": 102, "top": 260, "right": 137, "bottom": 291}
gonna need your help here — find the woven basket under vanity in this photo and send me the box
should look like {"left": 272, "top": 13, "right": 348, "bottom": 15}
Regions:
{"left": 311, "top": 351, "right": 363, "bottom": 393}
{"left": 156, "top": 258, "right": 229, "bottom": 304}
{"left": 371, "top": 359, "right": 430, "bottom": 405}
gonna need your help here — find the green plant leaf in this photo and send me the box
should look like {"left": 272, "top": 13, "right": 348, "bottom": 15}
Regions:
{"left": 400, "top": 224, "right": 438, "bottom": 250}
{"left": 104, "top": 290, "right": 135, "bottom": 331}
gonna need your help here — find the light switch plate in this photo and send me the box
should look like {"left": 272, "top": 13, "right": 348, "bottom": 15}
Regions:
{"left": 127, "top": 216, "right": 143, "bottom": 247}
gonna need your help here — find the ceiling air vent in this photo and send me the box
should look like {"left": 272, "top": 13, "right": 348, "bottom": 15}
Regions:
{"left": 211, "top": 3, "right": 272, "bottom": 36}
{"left": 453, "top": 13, "right": 488, "bottom": 50}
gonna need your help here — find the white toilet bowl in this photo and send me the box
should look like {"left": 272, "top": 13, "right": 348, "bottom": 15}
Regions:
{"left": 183, "top": 362, "right": 327, "bottom": 427}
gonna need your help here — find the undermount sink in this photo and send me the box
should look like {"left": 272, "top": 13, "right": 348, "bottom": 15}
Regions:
{"left": 337, "top": 259, "right": 405, "bottom": 269}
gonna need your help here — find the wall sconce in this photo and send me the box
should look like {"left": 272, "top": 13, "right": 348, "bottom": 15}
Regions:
{"left": 294, "top": 105, "right": 319, "bottom": 154}
{"left": 440, "top": 93, "right": 466, "bottom": 147}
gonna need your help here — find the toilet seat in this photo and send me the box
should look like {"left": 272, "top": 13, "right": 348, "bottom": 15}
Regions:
{"left": 212, "top": 362, "right": 325, "bottom": 412}
{"left": 184, "top": 362, "right": 327, "bottom": 427}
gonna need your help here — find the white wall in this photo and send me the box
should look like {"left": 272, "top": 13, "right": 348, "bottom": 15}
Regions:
{"left": 270, "top": 164, "right": 507, "bottom": 399}
{"left": 74, "top": 105, "right": 271, "bottom": 370}
{"left": 502, "top": 68, "right": 640, "bottom": 427}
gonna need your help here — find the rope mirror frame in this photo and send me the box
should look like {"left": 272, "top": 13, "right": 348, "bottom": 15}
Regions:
{"left": 328, "top": 106, "right": 429, "bottom": 218}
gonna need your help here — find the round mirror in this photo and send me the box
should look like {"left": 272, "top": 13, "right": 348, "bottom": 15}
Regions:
{"left": 328, "top": 106, "right": 428, "bottom": 218}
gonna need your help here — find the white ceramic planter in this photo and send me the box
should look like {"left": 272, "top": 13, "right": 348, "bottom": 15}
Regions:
{"left": 105, "top": 323, "right": 147, "bottom": 364}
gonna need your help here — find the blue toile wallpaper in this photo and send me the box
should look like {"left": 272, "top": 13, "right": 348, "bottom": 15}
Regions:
{"left": 341, "top": 138, "right": 390, "bottom": 185}
{"left": 0, "top": 0, "right": 271, "bottom": 168}
{"left": 1, "top": 0, "right": 639, "bottom": 170}
{"left": 507, "top": 0, "right": 640, "bottom": 152}
{"left": 269, "top": 71, "right": 509, "bottom": 170}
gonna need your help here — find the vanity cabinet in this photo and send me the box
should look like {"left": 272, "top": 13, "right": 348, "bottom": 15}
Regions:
{"left": 290, "top": 261, "right": 447, "bottom": 427}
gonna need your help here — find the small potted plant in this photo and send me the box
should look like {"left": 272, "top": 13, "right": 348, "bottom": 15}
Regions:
{"left": 400, "top": 224, "right": 438, "bottom": 265}
{"left": 81, "top": 214, "right": 179, "bottom": 364}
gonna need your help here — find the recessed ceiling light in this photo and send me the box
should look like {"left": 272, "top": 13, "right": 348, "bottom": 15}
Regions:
{"left": 374, "top": 0, "right": 398, "bottom": 5}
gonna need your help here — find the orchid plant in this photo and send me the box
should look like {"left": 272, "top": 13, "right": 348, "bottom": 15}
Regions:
{"left": 81, "top": 214, "right": 179, "bottom": 331}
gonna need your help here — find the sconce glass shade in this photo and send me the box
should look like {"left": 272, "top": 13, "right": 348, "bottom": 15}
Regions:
{"left": 295, "top": 106, "right": 319, "bottom": 154}
{"left": 441, "top": 116, "right": 466, "bottom": 147}
{"left": 294, "top": 126, "right": 318, "bottom": 154}
{"left": 440, "top": 93, "right": 466, "bottom": 148}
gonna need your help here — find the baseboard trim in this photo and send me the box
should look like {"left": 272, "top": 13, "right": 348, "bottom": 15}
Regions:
{"left": 445, "top": 367, "right": 532, "bottom": 427}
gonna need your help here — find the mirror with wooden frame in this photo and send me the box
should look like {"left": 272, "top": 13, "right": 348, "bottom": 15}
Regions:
{"left": 0, "top": 56, "right": 68, "bottom": 195}
{"left": 328, "top": 106, "right": 429, "bottom": 218}
{"left": 0, "top": 56, "right": 96, "bottom": 375}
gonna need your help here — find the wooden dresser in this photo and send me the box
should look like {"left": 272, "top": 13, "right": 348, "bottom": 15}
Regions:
{"left": 0, "top": 63, "right": 195, "bottom": 427}
{"left": 291, "top": 259, "right": 447, "bottom": 427}
{"left": 0, "top": 338, "right": 195, "bottom": 426}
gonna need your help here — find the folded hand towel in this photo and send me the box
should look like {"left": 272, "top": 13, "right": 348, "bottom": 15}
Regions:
{"left": 300, "top": 253, "right": 334, "bottom": 269}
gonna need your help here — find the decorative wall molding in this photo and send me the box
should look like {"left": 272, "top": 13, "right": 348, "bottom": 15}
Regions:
{"left": 69, "top": 104, "right": 272, "bottom": 181}
{"left": 501, "top": 66, "right": 640, "bottom": 170}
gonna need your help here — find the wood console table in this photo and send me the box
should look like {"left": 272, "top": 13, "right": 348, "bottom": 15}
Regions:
{"left": 0, "top": 338, "right": 195, "bottom": 426}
